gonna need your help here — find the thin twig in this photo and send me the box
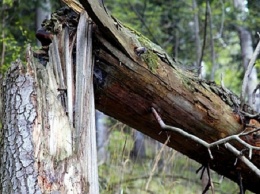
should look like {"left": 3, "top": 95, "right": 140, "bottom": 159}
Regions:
{"left": 207, "top": 163, "right": 215, "bottom": 194}
{"left": 240, "top": 110, "right": 260, "bottom": 119}
{"left": 220, "top": 73, "right": 225, "bottom": 88}
{"left": 238, "top": 172, "right": 244, "bottom": 194}
{"left": 145, "top": 136, "right": 170, "bottom": 191}
{"left": 225, "top": 143, "right": 260, "bottom": 177}
{"left": 202, "top": 164, "right": 215, "bottom": 194}
{"left": 241, "top": 126, "right": 260, "bottom": 136}
{"left": 196, "top": 165, "right": 205, "bottom": 179}
{"left": 198, "top": 0, "right": 209, "bottom": 69}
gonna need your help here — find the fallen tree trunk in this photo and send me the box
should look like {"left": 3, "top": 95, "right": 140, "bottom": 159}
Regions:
{"left": 94, "top": 22, "right": 260, "bottom": 194}
{"left": 71, "top": 1, "right": 259, "bottom": 192}
{"left": 72, "top": 1, "right": 260, "bottom": 192}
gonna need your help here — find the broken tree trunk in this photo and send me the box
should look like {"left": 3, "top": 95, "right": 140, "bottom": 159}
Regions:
{"left": 0, "top": 12, "right": 99, "bottom": 193}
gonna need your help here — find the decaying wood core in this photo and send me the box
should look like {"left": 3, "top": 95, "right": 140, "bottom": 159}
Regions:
{"left": 32, "top": 4, "right": 260, "bottom": 193}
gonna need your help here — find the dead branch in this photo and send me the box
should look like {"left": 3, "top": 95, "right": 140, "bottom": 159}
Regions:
{"left": 151, "top": 107, "right": 260, "bottom": 178}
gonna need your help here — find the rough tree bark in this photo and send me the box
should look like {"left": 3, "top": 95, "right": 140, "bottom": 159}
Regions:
{"left": 0, "top": 0, "right": 260, "bottom": 193}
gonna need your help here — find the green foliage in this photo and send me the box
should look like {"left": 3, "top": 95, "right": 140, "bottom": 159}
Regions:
{"left": 0, "top": 0, "right": 60, "bottom": 73}
{"left": 3, "top": 0, "right": 13, "bottom": 6}
{"left": 0, "top": 1, "right": 35, "bottom": 72}
{"left": 0, "top": 34, "right": 22, "bottom": 73}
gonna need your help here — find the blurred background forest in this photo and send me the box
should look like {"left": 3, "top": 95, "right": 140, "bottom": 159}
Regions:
{"left": 1, "top": 0, "right": 260, "bottom": 193}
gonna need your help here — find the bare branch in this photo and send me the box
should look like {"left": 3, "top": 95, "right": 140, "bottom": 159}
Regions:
{"left": 151, "top": 107, "right": 260, "bottom": 178}
{"left": 225, "top": 143, "right": 260, "bottom": 177}
{"left": 240, "top": 110, "right": 260, "bottom": 119}
{"left": 151, "top": 107, "right": 260, "bottom": 156}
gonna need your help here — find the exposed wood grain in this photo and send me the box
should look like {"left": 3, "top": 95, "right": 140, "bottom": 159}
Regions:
{"left": 63, "top": 27, "right": 74, "bottom": 123}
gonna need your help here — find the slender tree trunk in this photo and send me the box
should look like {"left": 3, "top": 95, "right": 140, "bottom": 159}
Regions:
{"left": 234, "top": 0, "right": 259, "bottom": 111}
{"left": 237, "top": 27, "right": 258, "bottom": 108}
{"left": 208, "top": 2, "right": 217, "bottom": 81}
{"left": 36, "top": 0, "right": 51, "bottom": 46}
{"left": 192, "top": 0, "right": 201, "bottom": 68}
{"left": 131, "top": 130, "right": 146, "bottom": 161}
{"left": 96, "top": 110, "right": 109, "bottom": 164}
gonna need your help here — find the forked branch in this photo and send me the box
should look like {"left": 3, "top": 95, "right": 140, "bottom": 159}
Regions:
{"left": 151, "top": 107, "right": 260, "bottom": 178}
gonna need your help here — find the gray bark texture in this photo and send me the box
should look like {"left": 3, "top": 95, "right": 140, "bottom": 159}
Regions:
{"left": 238, "top": 26, "right": 259, "bottom": 109}
{"left": 0, "top": 62, "right": 41, "bottom": 193}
